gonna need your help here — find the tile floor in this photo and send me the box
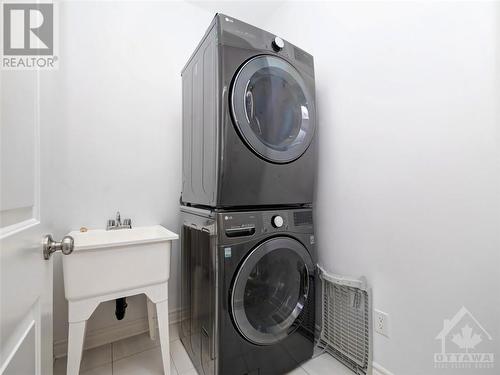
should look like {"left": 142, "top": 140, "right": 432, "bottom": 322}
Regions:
{"left": 54, "top": 323, "right": 352, "bottom": 375}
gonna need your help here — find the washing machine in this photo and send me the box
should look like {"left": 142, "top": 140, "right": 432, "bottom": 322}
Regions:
{"left": 180, "top": 206, "right": 316, "bottom": 375}
{"left": 181, "top": 14, "right": 317, "bottom": 208}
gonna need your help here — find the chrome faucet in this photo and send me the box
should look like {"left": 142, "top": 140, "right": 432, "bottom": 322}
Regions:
{"left": 106, "top": 211, "right": 132, "bottom": 230}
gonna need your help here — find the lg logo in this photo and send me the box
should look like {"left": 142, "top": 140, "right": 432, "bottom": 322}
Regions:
{"left": 3, "top": 3, "right": 53, "bottom": 56}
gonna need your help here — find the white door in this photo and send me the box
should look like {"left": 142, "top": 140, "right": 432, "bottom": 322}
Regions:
{"left": 0, "top": 69, "right": 60, "bottom": 374}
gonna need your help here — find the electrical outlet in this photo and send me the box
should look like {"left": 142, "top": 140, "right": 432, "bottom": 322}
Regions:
{"left": 374, "top": 309, "right": 389, "bottom": 337}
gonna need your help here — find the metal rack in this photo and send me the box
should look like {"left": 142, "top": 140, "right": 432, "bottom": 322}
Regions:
{"left": 315, "top": 266, "right": 372, "bottom": 375}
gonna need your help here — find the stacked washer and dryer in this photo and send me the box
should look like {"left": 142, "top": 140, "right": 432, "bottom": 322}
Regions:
{"left": 179, "top": 14, "right": 317, "bottom": 375}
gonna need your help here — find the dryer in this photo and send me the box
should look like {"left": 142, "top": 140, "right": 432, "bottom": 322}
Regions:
{"left": 180, "top": 206, "right": 316, "bottom": 375}
{"left": 181, "top": 14, "right": 316, "bottom": 208}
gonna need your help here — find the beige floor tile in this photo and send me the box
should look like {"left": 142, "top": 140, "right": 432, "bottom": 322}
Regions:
{"left": 81, "top": 363, "right": 112, "bottom": 375}
{"left": 286, "top": 366, "right": 308, "bottom": 375}
{"left": 112, "top": 332, "right": 160, "bottom": 361}
{"left": 53, "top": 344, "right": 112, "bottom": 374}
{"left": 301, "top": 353, "right": 352, "bottom": 375}
{"left": 170, "top": 339, "right": 195, "bottom": 374}
{"left": 179, "top": 368, "right": 198, "bottom": 375}
{"left": 113, "top": 346, "right": 172, "bottom": 375}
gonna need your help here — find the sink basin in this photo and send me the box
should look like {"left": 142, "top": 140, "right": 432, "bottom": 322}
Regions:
{"left": 62, "top": 225, "right": 178, "bottom": 301}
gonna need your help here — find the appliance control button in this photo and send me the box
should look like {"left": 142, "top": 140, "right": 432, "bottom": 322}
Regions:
{"left": 272, "top": 36, "right": 284, "bottom": 51}
{"left": 272, "top": 215, "right": 284, "bottom": 228}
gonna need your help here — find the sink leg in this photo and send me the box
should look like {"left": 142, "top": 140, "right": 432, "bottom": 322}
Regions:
{"left": 156, "top": 300, "right": 170, "bottom": 375}
{"left": 67, "top": 320, "right": 87, "bottom": 375}
{"left": 147, "top": 298, "right": 157, "bottom": 341}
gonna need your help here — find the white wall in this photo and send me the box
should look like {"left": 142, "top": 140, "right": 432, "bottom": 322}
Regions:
{"left": 40, "top": 0, "right": 215, "bottom": 348}
{"left": 266, "top": 2, "right": 500, "bottom": 374}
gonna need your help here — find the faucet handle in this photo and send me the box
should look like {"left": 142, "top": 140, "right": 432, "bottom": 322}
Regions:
{"left": 123, "top": 218, "right": 132, "bottom": 228}
{"left": 107, "top": 219, "right": 116, "bottom": 229}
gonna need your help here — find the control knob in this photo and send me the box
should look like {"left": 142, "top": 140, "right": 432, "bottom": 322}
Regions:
{"left": 272, "top": 37, "right": 284, "bottom": 51}
{"left": 272, "top": 215, "right": 284, "bottom": 228}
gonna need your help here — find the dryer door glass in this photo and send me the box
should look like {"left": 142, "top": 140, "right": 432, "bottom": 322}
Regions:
{"left": 231, "top": 237, "right": 313, "bottom": 345}
{"left": 231, "top": 55, "right": 315, "bottom": 163}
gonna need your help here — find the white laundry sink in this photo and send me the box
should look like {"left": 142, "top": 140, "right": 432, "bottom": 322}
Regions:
{"left": 62, "top": 225, "right": 178, "bottom": 375}
{"left": 62, "top": 225, "right": 178, "bottom": 301}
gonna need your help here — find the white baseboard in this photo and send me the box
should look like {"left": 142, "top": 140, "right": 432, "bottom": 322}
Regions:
{"left": 53, "top": 308, "right": 183, "bottom": 359}
{"left": 372, "top": 361, "right": 394, "bottom": 375}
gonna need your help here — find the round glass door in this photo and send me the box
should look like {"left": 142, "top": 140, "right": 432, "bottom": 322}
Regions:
{"left": 231, "top": 55, "right": 315, "bottom": 163}
{"left": 231, "top": 237, "right": 313, "bottom": 345}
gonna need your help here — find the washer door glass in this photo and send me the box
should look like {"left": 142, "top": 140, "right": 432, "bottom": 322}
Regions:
{"left": 231, "top": 237, "right": 313, "bottom": 345}
{"left": 231, "top": 55, "right": 315, "bottom": 163}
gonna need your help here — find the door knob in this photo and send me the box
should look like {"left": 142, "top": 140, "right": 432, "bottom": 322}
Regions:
{"left": 43, "top": 234, "right": 74, "bottom": 260}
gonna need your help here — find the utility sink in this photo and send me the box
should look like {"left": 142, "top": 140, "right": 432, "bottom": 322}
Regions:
{"left": 62, "top": 225, "right": 178, "bottom": 375}
{"left": 62, "top": 225, "right": 178, "bottom": 302}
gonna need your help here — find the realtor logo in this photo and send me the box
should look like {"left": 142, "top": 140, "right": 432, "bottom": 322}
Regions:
{"left": 2, "top": 2, "right": 58, "bottom": 69}
{"left": 434, "top": 306, "right": 494, "bottom": 370}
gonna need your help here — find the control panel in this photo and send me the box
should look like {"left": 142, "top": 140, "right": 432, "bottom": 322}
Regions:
{"left": 220, "top": 209, "right": 312, "bottom": 239}
{"left": 219, "top": 15, "right": 295, "bottom": 60}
